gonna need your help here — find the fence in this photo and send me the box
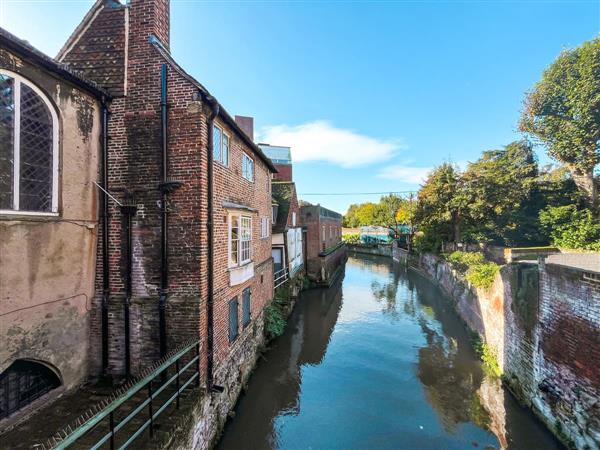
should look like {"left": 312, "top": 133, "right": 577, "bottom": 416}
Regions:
{"left": 274, "top": 267, "right": 289, "bottom": 289}
{"left": 46, "top": 340, "right": 200, "bottom": 450}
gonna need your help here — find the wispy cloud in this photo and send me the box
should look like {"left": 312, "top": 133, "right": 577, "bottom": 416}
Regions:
{"left": 258, "top": 121, "right": 404, "bottom": 168}
{"left": 377, "top": 164, "right": 432, "bottom": 184}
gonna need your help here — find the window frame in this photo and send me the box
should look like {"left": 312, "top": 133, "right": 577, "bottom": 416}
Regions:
{"left": 213, "top": 123, "right": 229, "bottom": 167}
{"left": 229, "top": 212, "right": 253, "bottom": 267}
{"left": 260, "top": 216, "right": 270, "bottom": 239}
{"left": 229, "top": 296, "right": 239, "bottom": 343}
{"left": 242, "top": 287, "right": 251, "bottom": 328}
{"left": 241, "top": 152, "right": 254, "bottom": 182}
{"left": 0, "top": 69, "right": 59, "bottom": 216}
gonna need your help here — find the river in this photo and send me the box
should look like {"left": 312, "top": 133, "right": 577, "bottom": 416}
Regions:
{"left": 217, "top": 254, "right": 563, "bottom": 450}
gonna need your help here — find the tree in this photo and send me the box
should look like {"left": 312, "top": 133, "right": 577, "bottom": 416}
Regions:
{"left": 461, "top": 141, "right": 540, "bottom": 245}
{"left": 520, "top": 37, "right": 600, "bottom": 208}
{"left": 378, "top": 194, "right": 403, "bottom": 236}
{"left": 416, "top": 163, "right": 465, "bottom": 245}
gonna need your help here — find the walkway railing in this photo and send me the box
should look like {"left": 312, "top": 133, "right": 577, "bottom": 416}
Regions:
{"left": 45, "top": 340, "right": 200, "bottom": 450}
{"left": 274, "top": 267, "right": 289, "bottom": 289}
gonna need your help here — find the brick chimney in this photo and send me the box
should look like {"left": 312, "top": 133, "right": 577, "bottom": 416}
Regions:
{"left": 129, "top": 0, "right": 170, "bottom": 51}
{"left": 234, "top": 116, "right": 254, "bottom": 141}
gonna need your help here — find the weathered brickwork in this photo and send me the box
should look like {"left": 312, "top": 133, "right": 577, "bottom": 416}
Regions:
{"left": 299, "top": 203, "right": 346, "bottom": 284}
{"left": 416, "top": 254, "right": 600, "bottom": 449}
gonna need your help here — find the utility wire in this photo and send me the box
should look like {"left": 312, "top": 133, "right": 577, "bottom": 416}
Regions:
{"left": 299, "top": 191, "right": 416, "bottom": 196}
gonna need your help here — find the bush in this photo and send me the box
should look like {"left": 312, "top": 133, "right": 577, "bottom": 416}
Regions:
{"left": 342, "top": 233, "right": 360, "bottom": 244}
{"left": 466, "top": 263, "right": 500, "bottom": 289}
{"left": 472, "top": 337, "right": 502, "bottom": 378}
{"left": 539, "top": 205, "right": 600, "bottom": 251}
{"left": 264, "top": 286, "right": 292, "bottom": 340}
{"left": 446, "top": 251, "right": 486, "bottom": 273}
{"left": 446, "top": 251, "right": 499, "bottom": 289}
{"left": 413, "top": 232, "right": 442, "bottom": 254}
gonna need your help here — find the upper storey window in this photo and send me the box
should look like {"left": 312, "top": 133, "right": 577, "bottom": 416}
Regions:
{"left": 0, "top": 71, "right": 58, "bottom": 214}
{"left": 242, "top": 152, "right": 254, "bottom": 182}
{"left": 213, "top": 124, "right": 229, "bottom": 166}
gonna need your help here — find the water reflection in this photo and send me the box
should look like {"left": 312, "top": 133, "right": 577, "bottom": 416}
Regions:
{"left": 217, "top": 255, "right": 562, "bottom": 450}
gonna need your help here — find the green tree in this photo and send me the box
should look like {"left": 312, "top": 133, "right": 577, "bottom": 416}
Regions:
{"left": 461, "top": 141, "right": 540, "bottom": 245}
{"left": 520, "top": 37, "right": 600, "bottom": 208}
{"left": 416, "top": 163, "right": 465, "bottom": 246}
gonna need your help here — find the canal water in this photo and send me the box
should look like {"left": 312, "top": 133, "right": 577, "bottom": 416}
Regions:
{"left": 217, "top": 254, "right": 563, "bottom": 450}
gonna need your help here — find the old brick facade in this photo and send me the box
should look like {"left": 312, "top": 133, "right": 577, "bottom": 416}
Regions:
{"left": 299, "top": 202, "right": 346, "bottom": 285}
{"left": 59, "top": 0, "right": 276, "bottom": 393}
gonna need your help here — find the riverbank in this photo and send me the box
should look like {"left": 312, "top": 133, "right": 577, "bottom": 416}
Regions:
{"left": 407, "top": 252, "right": 599, "bottom": 450}
{"left": 216, "top": 254, "right": 562, "bottom": 450}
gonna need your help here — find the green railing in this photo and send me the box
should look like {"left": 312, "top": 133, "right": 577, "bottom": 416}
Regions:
{"left": 46, "top": 340, "right": 200, "bottom": 450}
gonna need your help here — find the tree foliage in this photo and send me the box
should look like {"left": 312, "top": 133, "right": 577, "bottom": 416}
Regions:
{"left": 520, "top": 37, "right": 600, "bottom": 207}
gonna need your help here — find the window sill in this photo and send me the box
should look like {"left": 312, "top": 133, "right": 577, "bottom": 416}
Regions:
{"left": 229, "top": 261, "right": 254, "bottom": 286}
{"left": 0, "top": 210, "right": 59, "bottom": 219}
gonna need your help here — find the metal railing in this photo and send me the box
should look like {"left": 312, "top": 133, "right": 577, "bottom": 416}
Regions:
{"left": 47, "top": 340, "right": 200, "bottom": 450}
{"left": 274, "top": 267, "right": 289, "bottom": 289}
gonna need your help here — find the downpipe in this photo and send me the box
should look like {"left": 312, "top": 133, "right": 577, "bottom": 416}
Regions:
{"left": 205, "top": 94, "right": 219, "bottom": 390}
{"left": 100, "top": 99, "right": 110, "bottom": 375}
{"left": 121, "top": 195, "right": 137, "bottom": 378}
{"left": 159, "top": 64, "right": 169, "bottom": 358}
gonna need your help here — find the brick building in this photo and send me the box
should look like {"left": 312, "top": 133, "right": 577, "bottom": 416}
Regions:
{"left": 299, "top": 201, "right": 346, "bottom": 285}
{"left": 259, "top": 144, "right": 303, "bottom": 286}
{"left": 0, "top": 28, "right": 107, "bottom": 422}
{"left": 56, "top": 0, "right": 276, "bottom": 414}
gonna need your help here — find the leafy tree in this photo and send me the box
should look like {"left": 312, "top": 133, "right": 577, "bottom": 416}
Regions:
{"left": 461, "top": 141, "right": 540, "bottom": 245}
{"left": 520, "top": 37, "right": 600, "bottom": 208}
{"left": 378, "top": 194, "right": 403, "bottom": 235}
{"left": 539, "top": 205, "right": 600, "bottom": 250}
{"left": 415, "top": 163, "right": 465, "bottom": 245}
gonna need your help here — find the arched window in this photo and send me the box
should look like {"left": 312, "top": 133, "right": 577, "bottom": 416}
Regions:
{"left": 0, "top": 360, "right": 61, "bottom": 419}
{"left": 0, "top": 70, "right": 59, "bottom": 214}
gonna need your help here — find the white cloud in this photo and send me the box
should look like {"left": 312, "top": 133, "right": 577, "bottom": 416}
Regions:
{"left": 377, "top": 164, "right": 432, "bottom": 184}
{"left": 258, "top": 121, "right": 403, "bottom": 168}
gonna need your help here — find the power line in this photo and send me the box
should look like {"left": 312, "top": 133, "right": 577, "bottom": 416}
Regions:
{"left": 299, "top": 191, "right": 416, "bottom": 196}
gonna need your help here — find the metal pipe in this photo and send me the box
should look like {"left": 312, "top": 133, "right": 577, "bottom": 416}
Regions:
{"left": 100, "top": 99, "right": 110, "bottom": 375}
{"left": 205, "top": 94, "right": 219, "bottom": 388}
{"left": 121, "top": 196, "right": 136, "bottom": 378}
{"left": 159, "top": 63, "right": 169, "bottom": 358}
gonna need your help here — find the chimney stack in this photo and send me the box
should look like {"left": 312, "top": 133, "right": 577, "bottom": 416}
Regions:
{"left": 129, "top": 0, "right": 171, "bottom": 51}
{"left": 234, "top": 116, "right": 254, "bottom": 141}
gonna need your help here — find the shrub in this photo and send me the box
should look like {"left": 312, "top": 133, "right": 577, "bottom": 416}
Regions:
{"left": 466, "top": 262, "right": 500, "bottom": 289}
{"left": 342, "top": 233, "right": 361, "bottom": 244}
{"left": 472, "top": 336, "right": 502, "bottom": 378}
{"left": 446, "top": 251, "right": 486, "bottom": 273}
{"left": 413, "top": 232, "right": 442, "bottom": 254}
{"left": 264, "top": 286, "right": 292, "bottom": 340}
{"left": 446, "top": 251, "right": 499, "bottom": 289}
{"left": 539, "top": 205, "right": 600, "bottom": 251}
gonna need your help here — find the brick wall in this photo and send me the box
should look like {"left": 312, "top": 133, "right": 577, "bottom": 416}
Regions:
{"left": 63, "top": 0, "right": 273, "bottom": 382}
{"left": 273, "top": 164, "right": 292, "bottom": 182}
{"left": 416, "top": 254, "right": 600, "bottom": 449}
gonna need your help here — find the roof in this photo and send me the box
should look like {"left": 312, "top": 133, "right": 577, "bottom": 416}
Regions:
{"left": 272, "top": 181, "right": 297, "bottom": 233}
{"left": 259, "top": 144, "right": 292, "bottom": 165}
{"left": 149, "top": 37, "right": 277, "bottom": 173}
{"left": 0, "top": 27, "right": 110, "bottom": 99}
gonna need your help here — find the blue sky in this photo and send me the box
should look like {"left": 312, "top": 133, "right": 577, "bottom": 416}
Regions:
{"left": 1, "top": 0, "right": 598, "bottom": 213}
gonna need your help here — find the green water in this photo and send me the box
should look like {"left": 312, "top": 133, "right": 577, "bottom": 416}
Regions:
{"left": 217, "top": 254, "right": 563, "bottom": 450}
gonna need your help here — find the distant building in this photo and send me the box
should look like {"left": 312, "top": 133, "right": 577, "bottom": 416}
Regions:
{"left": 260, "top": 144, "right": 303, "bottom": 288}
{"left": 0, "top": 27, "right": 107, "bottom": 421}
{"left": 299, "top": 202, "right": 346, "bottom": 286}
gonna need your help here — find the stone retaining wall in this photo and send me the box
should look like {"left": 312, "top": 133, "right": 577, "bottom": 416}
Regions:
{"left": 413, "top": 253, "right": 599, "bottom": 449}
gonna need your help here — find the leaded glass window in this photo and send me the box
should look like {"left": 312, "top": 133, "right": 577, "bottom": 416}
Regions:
{"left": 0, "top": 71, "right": 57, "bottom": 214}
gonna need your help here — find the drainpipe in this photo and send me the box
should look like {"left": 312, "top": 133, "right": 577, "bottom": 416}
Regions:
{"left": 100, "top": 98, "right": 110, "bottom": 375}
{"left": 158, "top": 64, "right": 169, "bottom": 358}
{"left": 121, "top": 194, "right": 137, "bottom": 378}
{"left": 205, "top": 94, "right": 219, "bottom": 389}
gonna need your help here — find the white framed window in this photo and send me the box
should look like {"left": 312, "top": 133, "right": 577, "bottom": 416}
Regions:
{"left": 242, "top": 152, "right": 254, "bottom": 182}
{"left": 0, "top": 70, "right": 59, "bottom": 215}
{"left": 213, "top": 124, "right": 229, "bottom": 166}
{"left": 292, "top": 211, "right": 296, "bottom": 227}
{"left": 260, "top": 217, "right": 270, "bottom": 239}
{"left": 229, "top": 213, "right": 252, "bottom": 266}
